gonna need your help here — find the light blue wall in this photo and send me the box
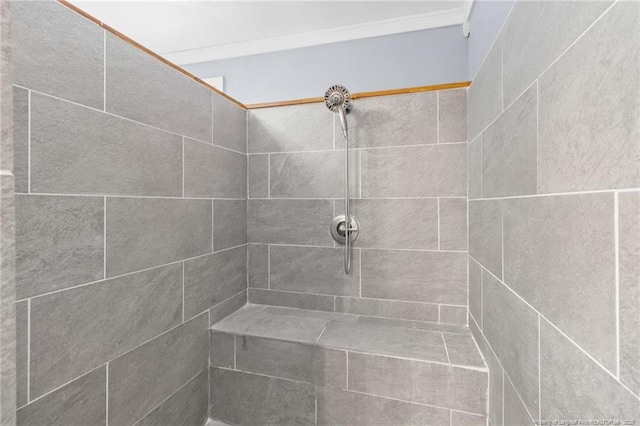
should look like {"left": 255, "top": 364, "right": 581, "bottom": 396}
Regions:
{"left": 184, "top": 26, "right": 468, "bottom": 104}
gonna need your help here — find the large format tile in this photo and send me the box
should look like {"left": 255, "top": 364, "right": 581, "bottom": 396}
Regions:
{"left": 361, "top": 249, "right": 467, "bottom": 304}
{"left": 317, "top": 387, "right": 450, "bottom": 426}
{"left": 468, "top": 257, "right": 482, "bottom": 329}
{"left": 469, "top": 319, "right": 503, "bottom": 426}
{"left": 439, "top": 89, "right": 467, "bottom": 143}
{"left": 16, "top": 195, "right": 103, "bottom": 299}
{"left": 619, "top": 191, "right": 640, "bottom": 394}
{"left": 210, "top": 368, "right": 316, "bottom": 425}
{"left": 14, "top": 1, "right": 103, "bottom": 109}
{"left": 540, "top": 318, "right": 640, "bottom": 419}
{"left": 135, "top": 372, "right": 207, "bottom": 426}
{"left": 469, "top": 199, "right": 502, "bottom": 278}
{"left": 270, "top": 150, "right": 359, "bottom": 198}
{"left": 319, "top": 322, "right": 448, "bottom": 363}
{"left": 249, "top": 288, "right": 334, "bottom": 312}
{"left": 248, "top": 154, "right": 268, "bottom": 199}
{"left": 106, "top": 197, "right": 212, "bottom": 276}
{"left": 15, "top": 301, "right": 27, "bottom": 407}
{"left": 248, "top": 244, "right": 268, "bottom": 288}
{"left": 17, "top": 367, "right": 106, "bottom": 426}
{"left": 443, "top": 333, "right": 485, "bottom": 368}
{"left": 482, "top": 271, "right": 539, "bottom": 417}
{"left": 212, "top": 95, "right": 246, "bottom": 153}
{"left": 348, "top": 352, "right": 487, "bottom": 414}
{"left": 184, "top": 246, "right": 246, "bottom": 320}
{"left": 439, "top": 198, "right": 467, "bottom": 251}
{"left": 482, "top": 84, "right": 537, "bottom": 198}
{"left": 236, "top": 335, "right": 347, "bottom": 387}
{"left": 13, "top": 87, "right": 28, "bottom": 193}
{"left": 343, "top": 199, "right": 438, "bottom": 250}
{"left": 468, "top": 136, "right": 482, "bottom": 199}
{"left": 503, "top": 194, "right": 616, "bottom": 370}
{"left": 213, "top": 200, "right": 247, "bottom": 251}
{"left": 248, "top": 199, "right": 333, "bottom": 246}
{"left": 183, "top": 138, "right": 247, "bottom": 199}
{"left": 361, "top": 144, "right": 467, "bottom": 197}
{"left": 468, "top": 37, "right": 502, "bottom": 140}
{"left": 106, "top": 34, "right": 212, "bottom": 142}
{"left": 30, "top": 264, "right": 182, "bottom": 398}
{"left": 248, "top": 103, "right": 332, "bottom": 153}
{"left": 538, "top": 1, "right": 640, "bottom": 193}
{"left": 335, "top": 91, "right": 437, "bottom": 149}
{"left": 30, "top": 93, "right": 182, "bottom": 197}
{"left": 209, "top": 290, "right": 247, "bottom": 325}
{"left": 502, "top": 0, "right": 613, "bottom": 106}
{"left": 209, "top": 331, "right": 234, "bottom": 368}
{"left": 335, "top": 297, "right": 438, "bottom": 323}
{"left": 270, "top": 245, "right": 359, "bottom": 296}
{"left": 108, "top": 313, "right": 208, "bottom": 426}
{"left": 504, "top": 375, "right": 534, "bottom": 425}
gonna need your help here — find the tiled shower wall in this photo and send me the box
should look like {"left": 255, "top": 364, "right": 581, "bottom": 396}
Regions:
{"left": 12, "top": 2, "right": 247, "bottom": 425}
{"left": 247, "top": 89, "right": 468, "bottom": 325}
{"left": 467, "top": 1, "right": 640, "bottom": 424}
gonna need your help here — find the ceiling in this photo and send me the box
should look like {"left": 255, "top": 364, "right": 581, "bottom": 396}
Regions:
{"left": 70, "top": 1, "right": 468, "bottom": 65}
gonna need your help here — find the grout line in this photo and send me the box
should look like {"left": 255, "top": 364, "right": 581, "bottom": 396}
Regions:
{"left": 26, "top": 299, "right": 30, "bottom": 403}
{"left": 262, "top": 242, "right": 467, "bottom": 253}
{"left": 103, "top": 30, "right": 106, "bottom": 112}
{"left": 441, "top": 333, "right": 451, "bottom": 364}
{"left": 614, "top": 191, "right": 620, "bottom": 378}
{"left": 249, "top": 196, "right": 468, "bottom": 200}
{"left": 437, "top": 198, "right": 441, "bottom": 250}
{"left": 248, "top": 141, "right": 467, "bottom": 156}
{"left": 17, "top": 192, "right": 245, "bottom": 201}
{"left": 103, "top": 197, "right": 107, "bottom": 279}
{"left": 105, "top": 363, "right": 109, "bottom": 426}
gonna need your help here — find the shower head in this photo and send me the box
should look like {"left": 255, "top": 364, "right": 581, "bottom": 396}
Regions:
{"left": 324, "top": 85, "right": 351, "bottom": 112}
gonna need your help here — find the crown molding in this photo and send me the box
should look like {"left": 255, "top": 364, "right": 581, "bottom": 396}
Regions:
{"left": 163, "top": 7, "right": 465, "bottom": 65}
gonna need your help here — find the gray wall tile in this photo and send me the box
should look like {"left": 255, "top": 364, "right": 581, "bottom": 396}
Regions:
{"left": 184, "top": 246, "right": 247, "bottom": 320}
{"left": 135, "top": 371, "right": 207, "bottom": 426}
{"left": 17, "top": 367, "right": 106, "bottom": 426}
{"left": 540, "top": 318, "right": 640, "bottom": 419}
{"left": 469, "top": 199, "right": 502, "bottom": 278}
{"left": 16, "top": 301, "right": 27, "bottom": 408}
{"left": 440, "top": 305, "right": 467, "bottom": 326}
{"left": 30, "top": 93, "right": 182, "bottom": 197}
{"left": 439, "top": 198, "right": 468, "bottom": 251}
{"left": 335, "top": 296, "right": 438, "bottom": 323}
{"left": 362, "top": 249, "right": 467, "bottom": 304}
{"left": 210, "top": 367, "right": 316, "bottom": 425}
{"left": 14, "top": 1, "right": 103, "bottom": 109}
{"left": 248, "top": 244, "right": 268, "bottom": 289}
{"left": 13, "top": 87, "right": 28, "bottom": 194}
{"left": 236, "top": 335, "right": 346, "bottom": 387}
{"left": 214, "top": 200, "right": 247, "bottom": 251}
{"left": 468, "top": 257, "right": 483, "bottom": 329}
{"left": 343, "top": 198, "right": 438, "bottom": 250}
{"left": 482, "top": 84, "right": 537, "bottom": 198}
{"left": 468, "top": 37, "right": 502, "bottom": 140}
{"left": 361, "top": 144, "right": 467, "bottom": 197}
{"left": 209, "top": 331, "right": 234, "bottom": 368}
{"left": 270, "top": 245, "right": 359, "bottom": 296}
{"left": 356, "top": 316, "right": 467, "bottom": 334}
{"left": 335, "top": 91, "right": 437, "bottom": 149}
{"left": 248, "top": 288, "right": 334, "bottom": 312}
{"left": 468, "top": 136, "right": 482, "bottom": 199}
{"left": 618, "top": 191, "right": 640, "bottom": 394}
{"left": 502, "top": 0, "right": 613, "bottom": 106}
{"left": 248, "top": 103, "right": 332, "bottom": 153}
{"left": 183, "top": 138, "right": 247, "bottom": 199}
{"left": 106, "top": 197, "right": 212, "bottom": 277}
{"left": 108, "top": 313, "right": 208, "bottom": 426}
{"left": 439, "top": 89, "right": 467, "bottom": 143}
{"left": 443, "top": 333, "right": 485, "bottom": 368}
{"left": 212, "top": 95, "right": 246, "bottom": 153}
{"left": 30, "top": 264, "right": 182, "bottom": 399}
{"left": 106, "top": 34, "right": 212, "bottom": 142}
{"left": 209, "top": 290, "right": 247, "bottom": 326}
{"left": 248, "top": 154, "right": 268, "bottom": 199}
{"left": 482, "top": 271, "right": 538, "bottom": 417}
{"left": 317, "top": 387, "right": 450, "bottom": 426}
{"left": 348, "top": 352, "right": 487, "bottom": 414}
{"left": 270, "top": 150, "right": 359, "bottom": 199}
{"left": 16, "top": 195, "right": 103, "bottom": 299}
{"left": 469, "top": 319, "right": 503, "bottom": 426}
{"left": 248, "top": 199, "right": 333, "bottom": 246}
{"left": 504, "top": 374, "right": 534, "bottom": 425}
{"left": 503, "top": 194, "right": 616, "bottom": 371}
{"left": 537, "top": 1, "right": 639, "bottom": 193}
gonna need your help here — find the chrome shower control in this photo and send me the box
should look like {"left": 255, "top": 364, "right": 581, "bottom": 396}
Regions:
{"left": 330, "top": 215, "right": 359, "bottom": 245}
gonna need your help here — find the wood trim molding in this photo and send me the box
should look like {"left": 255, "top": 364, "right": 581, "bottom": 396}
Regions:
{"left": 245, "top": 81, "right": 472, "bottom": 109}
{"left": 57, "top": 0, "right": 248, "bottom": 110}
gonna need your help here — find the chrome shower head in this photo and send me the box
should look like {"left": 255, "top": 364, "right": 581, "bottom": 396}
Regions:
{"left": 324, "top": 85, "right": 351, "bottom": 112}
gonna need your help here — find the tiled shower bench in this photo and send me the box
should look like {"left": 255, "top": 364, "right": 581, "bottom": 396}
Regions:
{"left": 208, "top": 304, "right": 488, "bottom": 426}
{"left": 209, "top": 305, "right": 488, "bottom": 426}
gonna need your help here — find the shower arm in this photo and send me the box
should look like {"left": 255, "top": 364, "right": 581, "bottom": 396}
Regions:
{"left": 340, "top": 107, "right": 352, "bottom": 275}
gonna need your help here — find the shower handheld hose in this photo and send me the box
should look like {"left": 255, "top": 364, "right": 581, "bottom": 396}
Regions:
{"left": 325, "top": 85, "right": 359, "bottom": 275}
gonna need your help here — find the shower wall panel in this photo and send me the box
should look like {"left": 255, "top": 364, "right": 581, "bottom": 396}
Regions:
{"left": 247, "top": 88, "right": 469, "bottom": 325}
{"left": 12, "top": 2, "right": 247, "bottom": 424}
{"left": 467, "top": 0, "right": 640, "bottom": 424}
